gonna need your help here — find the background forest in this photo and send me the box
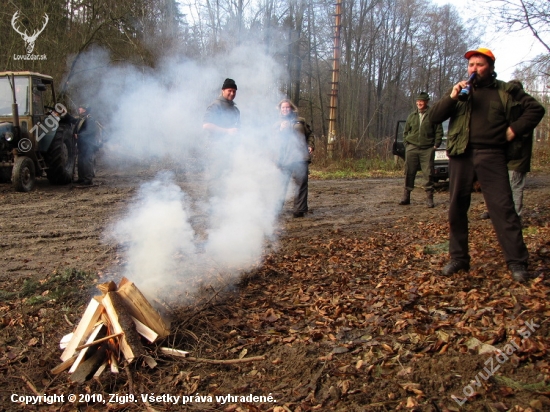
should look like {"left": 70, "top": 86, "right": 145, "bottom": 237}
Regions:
{"left": 1, "top": 0, "right": 549, "bottom": 161}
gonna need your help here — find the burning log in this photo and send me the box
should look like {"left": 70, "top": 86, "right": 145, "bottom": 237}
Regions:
{"left": 70, "top": 342, "right": 109, "bottom": 383}
{"left": 69, "top": 323, "right": 105, "bottom": 373}
{"left": 102, "top": 292, "right": 141, "bottom": 363}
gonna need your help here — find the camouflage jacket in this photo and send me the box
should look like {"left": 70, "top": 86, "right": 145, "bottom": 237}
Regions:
{"left": 403, "top": 106, "right": 443, "bottom": 149}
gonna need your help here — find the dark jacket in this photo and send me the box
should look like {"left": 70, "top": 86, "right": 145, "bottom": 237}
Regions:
{"left": 507, "top": 131, "right": 533, "bottom": 173}
{"left": 431, "top": 78, "right": 545, "bottom": 157}
{"left": 275, "top": 114, "right": 315, "bottom": 164}
{"left": 203, "top": 96, "right": 240, "bottom": 131}
{"left": 403, "top": 106, "right": 443, "bottom": 148}
{"left": 74, "top": 114, "right": 99, "bottom": 146}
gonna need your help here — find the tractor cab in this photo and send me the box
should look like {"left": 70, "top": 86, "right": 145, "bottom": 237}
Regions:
{"left": 0, "top": 71, "right": 75, "bottom": 191}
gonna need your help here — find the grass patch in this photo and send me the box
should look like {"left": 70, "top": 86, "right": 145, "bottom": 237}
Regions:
{"left": 493, "top": 375, "right": 550, "bottom": 392}
{"left": 309, "top": 140, "right": 550, "bottom": 179}
{"left": 1, "top": 268, "right": 96, "bottom": 306}
{"left": 422, "top": 242, "right": 449, "bottom": 255}
{"left": 311, "top": 157, "right": 402, "bottom": 180}
{"left": 523, "top": 226, "right": 539, "bottom": 236}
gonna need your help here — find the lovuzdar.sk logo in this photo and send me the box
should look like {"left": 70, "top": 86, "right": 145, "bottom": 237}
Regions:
{"left": 11, "top": 11, "right": 49, "bottom": 61}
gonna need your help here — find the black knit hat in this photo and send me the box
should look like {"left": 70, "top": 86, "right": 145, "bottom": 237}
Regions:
{"left": 415, "top": 92, "right": 430, "bottom": 101}
{"left": 222, "top": 78, "right": 237, "bottom": 90}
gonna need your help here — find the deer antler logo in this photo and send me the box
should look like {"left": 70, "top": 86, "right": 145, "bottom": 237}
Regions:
{"left": 11, "top": 11, "right": 49, "bottom": 55}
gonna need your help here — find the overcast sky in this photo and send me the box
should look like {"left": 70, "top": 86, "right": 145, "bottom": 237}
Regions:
{"left": 432, "top": 0, "right": 547, "bottom": 81}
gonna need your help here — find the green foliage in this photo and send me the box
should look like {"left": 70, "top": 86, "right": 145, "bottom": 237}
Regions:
{"left": 523, "top": 226, "right": 539, "bottom": 236}
{"left": 493, "top": 375, "right": 550, "bottom": 392}
{"left": 422, "top": 242, "right": 449, "bottom": 255}
{"left": 21, "top": 278, "right": 41, "bottom": 297}
{"left": 310, "top": 157, "right": 402, "bottom": 180}
{"left": 0, "top": 268, "right": 96, "bottom": 306}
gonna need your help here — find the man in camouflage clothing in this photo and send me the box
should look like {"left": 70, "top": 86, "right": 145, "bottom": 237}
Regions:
{"left": 399, "top": 92, "right": 443, "bottom": 208}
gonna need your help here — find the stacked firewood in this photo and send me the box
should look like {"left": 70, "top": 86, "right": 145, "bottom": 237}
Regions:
{"left": 52, "top": 278, "right": 172, "bottom": 382}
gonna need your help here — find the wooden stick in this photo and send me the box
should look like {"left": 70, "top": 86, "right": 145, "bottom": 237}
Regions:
{"left": 75, "top": 332, "right": 123, "bottom": 351}
{"left": 61, "top": 298, "right": 103, "bottom": 361}
{"left": 160, "top": 347, "right": 189, "bottom": 358}
{"left": 50, "top": 355, "right": 77, "bottom": 375}
{"left": 116, "top": 280, "right": 170, "bottom": 338}
{"left": 102, "top": 292, "right": 137, "bottom": 362}
{"left": 110, "top": 352, "right": 119, "bottom": 374}
{"left": 20, "top": 375, "right": 40, "bottom": 396}
{"left": 64, "top": 314, "right": 73, "bottom": 327}
{"left": 69, "top": 323, "right": 104, "bottom": 374}
{"left": 184, "top": 355, "right": 265, "bottom": 364}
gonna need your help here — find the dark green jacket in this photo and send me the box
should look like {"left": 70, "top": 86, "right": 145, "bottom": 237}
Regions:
{"left": 507, "top": 132, "right": 533, "bottom": 173}
{"left": 431, "top": 79, "right": 545, "bottom": 157}
{"left": 403, "top": 106, "right": 443, "bottom": 148}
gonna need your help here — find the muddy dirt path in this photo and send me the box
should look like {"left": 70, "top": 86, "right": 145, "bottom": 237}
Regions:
{"left": 1, "top": 156, "right": 545, "bottom": 281}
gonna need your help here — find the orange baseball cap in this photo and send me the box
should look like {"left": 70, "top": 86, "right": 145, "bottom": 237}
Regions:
{"left": 464, "top": 48, "right": 496, "bottom": 62}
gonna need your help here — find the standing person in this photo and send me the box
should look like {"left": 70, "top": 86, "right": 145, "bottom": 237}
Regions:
{"left": 202, "top": 78, "right": 240, "bottom": 198}
{"left": 275, "top": 99, "right": 314, "bottom": 218}
{"left": 74, "top": 104, "right": 98, "bottom": 186}
{"left": 481, "top": 80, "right": 534, "bottom": 221}
{"left": 430, "top": 48, "right": 545, "bottom": 282}
{"left": 203, "top": 78, "right": 240, "bottom": 137}
{"left": 399, "top": 92, "right": 444, "bottom": 207}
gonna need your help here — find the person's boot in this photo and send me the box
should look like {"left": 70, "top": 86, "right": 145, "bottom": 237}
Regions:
{"left": 399, "top": 189, "right": 411, "bottom": 205}
{"left": 426, "top": 191, "right": 434, "bottom": 208}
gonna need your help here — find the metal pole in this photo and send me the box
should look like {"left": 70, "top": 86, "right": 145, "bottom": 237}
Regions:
{"left": 327, "top": 0, "right": 342, "bottom": 159}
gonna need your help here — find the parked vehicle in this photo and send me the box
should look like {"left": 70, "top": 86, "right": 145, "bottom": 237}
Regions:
{"left": 392, "top": 120, "right": 449, "bottom": 182}
{"left": 0, "top": 71, "right": 76, "bottom": 191}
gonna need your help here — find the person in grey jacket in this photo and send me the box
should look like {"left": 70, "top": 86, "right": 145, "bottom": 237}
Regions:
{"left": 430, "top": 48, "right": 545, "bottom": 282}
{"left": 399, "top": 92, "right": 443, "bottom": 207}
{"left": 275, "top": 99, "right": 315, "bottom": 218}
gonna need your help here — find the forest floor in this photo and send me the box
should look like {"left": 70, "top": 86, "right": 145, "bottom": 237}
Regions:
{"left": 1, "top": 154, "right": 549, "bottom": 412}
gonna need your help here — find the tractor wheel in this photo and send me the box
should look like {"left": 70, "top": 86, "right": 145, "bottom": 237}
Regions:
{"left": 12, "top": 156, "right": 36, "bottom": 192}
{"left": 45, "top": 126, "right": 76, "bottom": 185}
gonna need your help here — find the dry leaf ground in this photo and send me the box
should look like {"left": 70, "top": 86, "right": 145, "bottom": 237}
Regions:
{"left": 0, "top": 153, "right": 549, "bottom": 411}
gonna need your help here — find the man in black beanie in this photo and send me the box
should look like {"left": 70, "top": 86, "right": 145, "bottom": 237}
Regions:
{"left": 203, "top": 78, "right": 240, "bottom": 137}
{"left": 202, "top": 78, "right": 241, "bottom": 198}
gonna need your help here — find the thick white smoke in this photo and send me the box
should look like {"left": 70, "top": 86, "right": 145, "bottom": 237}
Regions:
{"left": 73, "top": 45, "right": 303, "bottom": 298}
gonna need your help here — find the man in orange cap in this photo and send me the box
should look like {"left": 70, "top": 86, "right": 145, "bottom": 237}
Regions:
{"left": 430, "top": 48, "right": 545, "bottom": 282}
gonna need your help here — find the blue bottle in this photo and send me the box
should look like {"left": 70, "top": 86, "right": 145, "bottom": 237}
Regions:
{"left": 458, "top": 73, "right": 476, "bottom": 101}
